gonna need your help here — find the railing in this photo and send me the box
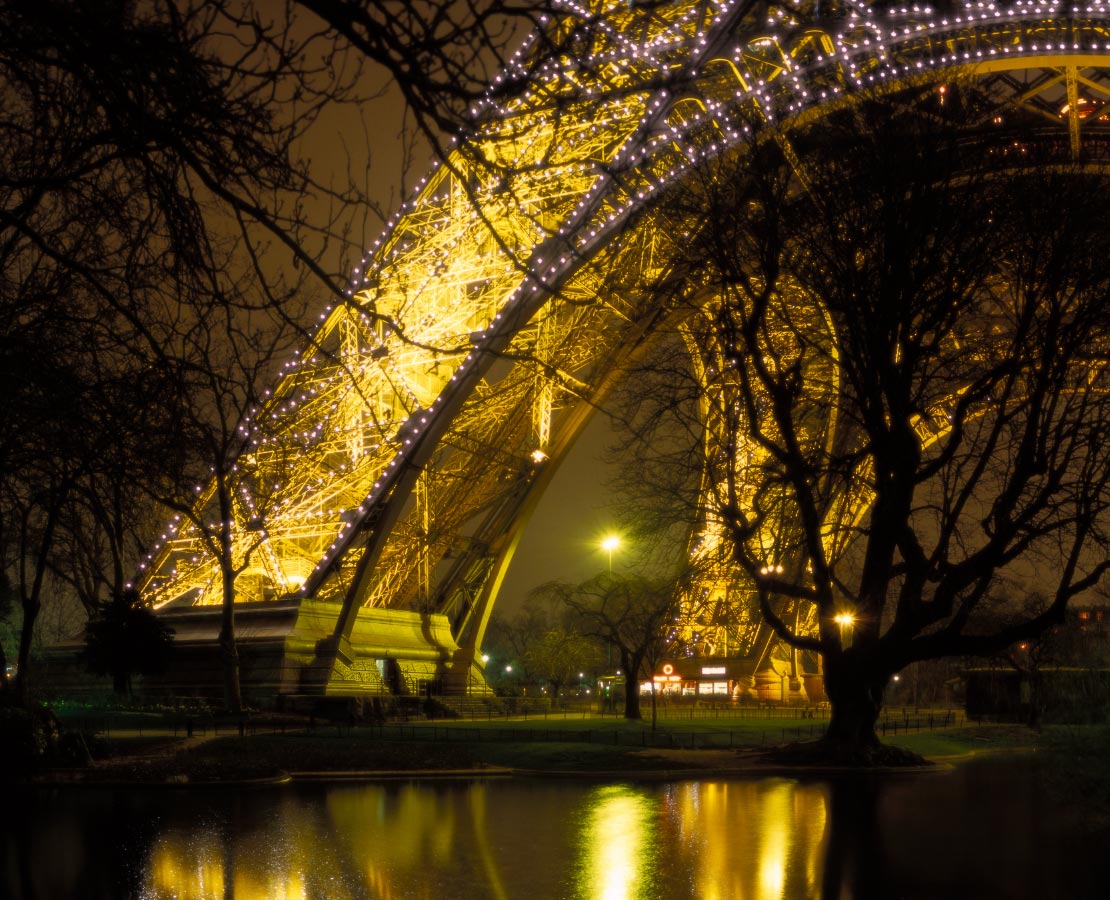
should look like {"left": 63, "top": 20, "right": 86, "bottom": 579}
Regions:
{"left": 59, "top": 714, "right": 312, "bottom": 741}
{"left": 363, "top": 710, "right": 965, "bottom": 750}
{"left": 59, "top": 704, "right": 966, "bottom": 749}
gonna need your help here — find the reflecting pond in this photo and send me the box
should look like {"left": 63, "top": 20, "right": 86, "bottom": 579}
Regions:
{"left": 2, "top": 756, "right": 1105, "bottom": 899}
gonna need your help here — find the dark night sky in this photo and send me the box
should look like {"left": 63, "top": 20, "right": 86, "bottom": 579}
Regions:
{"left": 499, "top": 410, "right": 626, "bottom": 612}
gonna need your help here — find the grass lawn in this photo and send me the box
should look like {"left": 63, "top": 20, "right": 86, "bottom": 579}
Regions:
{"left": 387, "top": 714, "right": 837, "bottom": 749}
{"left": 74, "top": 713, "right": 1094, "bottom": 782}
{"left": 889, "top": 724, "right": 1044, "bottom": 758}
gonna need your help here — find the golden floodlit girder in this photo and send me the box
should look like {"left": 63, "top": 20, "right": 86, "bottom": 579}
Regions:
{"left": 138, "top": 1, "right": 1110, "bottom": 695}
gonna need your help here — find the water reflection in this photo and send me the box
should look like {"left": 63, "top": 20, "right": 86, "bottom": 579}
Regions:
{"left": 4, "top": 759, "right": 1106, "bottom": 900}
{"left": 145, "top": 780, "right": 831, "bottom": 900}
{"left": 658, "top": 780, "right": 828, "bottom": 900}
{"left": 575, "top": 785, "right": 656, "bottom": 900}
{"left": 130, "top": 778, "right": 834, "bottom": 900}
{"left": 820, "top": 779, "right": 885, "bottom": 900}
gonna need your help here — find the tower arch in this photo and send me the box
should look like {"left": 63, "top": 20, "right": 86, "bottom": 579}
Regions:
{"left": 140, "top": 1, "right": 1110, "bottom": 699}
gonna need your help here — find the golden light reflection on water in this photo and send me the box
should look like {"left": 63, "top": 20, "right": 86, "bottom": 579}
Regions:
{"left": 575, "top": 785, "right": 656, "bottom": 900}
{"left": 141, "top": 779, "right": 832, "bottom": 900}
{"left": 148, "top": 834, "right": 224, "bottom": 900}
{"left": 665, "top": 780, "right": 829, "bottom": 900}
{"left": 327, "top": 781, "right": 459, "bottom": 882}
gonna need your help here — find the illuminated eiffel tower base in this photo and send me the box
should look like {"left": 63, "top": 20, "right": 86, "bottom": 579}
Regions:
{"left": 134, "top": 1, "right": 1110, "bottom": 704}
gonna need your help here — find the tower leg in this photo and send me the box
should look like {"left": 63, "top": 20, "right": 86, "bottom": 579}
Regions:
{"left": 300, "top": 634, "right": 355, "bottom": 695}
{"left": 441, "top": 647, "right": 495, "bottom": 696}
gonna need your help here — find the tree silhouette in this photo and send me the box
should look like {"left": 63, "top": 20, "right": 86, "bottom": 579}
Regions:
{"left": 0, "top": 0, "right": 365, "bottom": 705}
{"left": 84, "top": 590, "right": 175, "bottom": 697}
{"left": 622, "top": 96, "right": 1110, "bottom": 755}
{"left": 539, "top": 573, "right": 678, "bottom": 720}
{"left": 522, "top": 627, "right": 600, "bottom": 698}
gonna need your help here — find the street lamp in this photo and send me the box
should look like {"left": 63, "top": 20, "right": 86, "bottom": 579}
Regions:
{"left": 601, "top": 534, "right": 620, "bottom": 573}
{"left": 833, "top": 612, "right": 855, "bottom": 649}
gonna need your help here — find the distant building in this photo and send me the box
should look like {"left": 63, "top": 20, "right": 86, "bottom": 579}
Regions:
{"left": 964, "top": 605, "right": 1110, "bottom": 722}
{"left": 649, "top": 656, "right": 825, "bottom": 704}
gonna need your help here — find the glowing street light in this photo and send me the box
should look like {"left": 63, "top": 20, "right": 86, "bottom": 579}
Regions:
{"left": 833, "top": 612, "right": 855, "bottom": 649}
{"left": 601, "top": 534, "right": 620, "bottom": 573}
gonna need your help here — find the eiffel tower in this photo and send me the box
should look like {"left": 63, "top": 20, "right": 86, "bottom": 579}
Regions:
{"left": 137, "top": 0, "right": 1110, "bottom": 702}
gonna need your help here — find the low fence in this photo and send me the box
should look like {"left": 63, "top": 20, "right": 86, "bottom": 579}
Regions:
{"left": 442, "top": 699, "right": 836, "bottom": 721}
{"left": 61, "top": 705, "right": 966, "bottom": 749}
{"left": 60, "top": 715, "right": 306, "bottom": 740}
{"left": 365, "top": 709, "right": 965, "bottom": 750}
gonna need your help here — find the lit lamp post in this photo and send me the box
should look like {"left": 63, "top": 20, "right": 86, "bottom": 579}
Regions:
{"left": 600, "top": 534, "right": 621, "bottom": 674}
{"left": 601, "top": 534, "right": 620, "bottom": 574}
{"left": 833, "top": 612, "right": 855, "bottom": 649}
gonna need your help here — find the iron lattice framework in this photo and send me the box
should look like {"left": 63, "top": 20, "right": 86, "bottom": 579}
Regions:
{"left": 139, "top": 0, "right": 1110, "bottom": 697}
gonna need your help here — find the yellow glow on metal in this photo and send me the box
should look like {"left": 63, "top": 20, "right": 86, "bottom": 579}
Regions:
{"left": 134, "top": 0, "right": 1110, "bottom": 687}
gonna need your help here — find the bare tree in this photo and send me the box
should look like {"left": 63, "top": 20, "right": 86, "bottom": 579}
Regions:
{"left": 0, "top": 277, "right": 91, "bottom": 704}
{"left": 622, "top": 98, "right": 1110, "bottom": 756}
{"left": 296, "top": 1, "right": 546, "bottom": 138}
{"left": 521, "top": 626, "right": 600, "bottom": 698}
{"left": 0, "top": 0, "right": 367, "bottom": 705}
{"left": 140, "top": 306, "right": 310, "bottom": 712}
{"left": 539, "top": 573, "right": 678, "bottom": 721}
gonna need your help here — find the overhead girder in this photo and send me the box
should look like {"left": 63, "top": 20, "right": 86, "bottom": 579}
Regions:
{"left": 139, "top": 1, "right": 1110, "bottom": 688}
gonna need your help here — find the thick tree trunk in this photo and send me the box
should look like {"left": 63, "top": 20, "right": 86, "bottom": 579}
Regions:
{"left": 14, "top": 595, "right": 40, "bottom": 706}
{"left": 823, "top": 654, "right": 885, "bottom": 753}
{"left": 623, "top": 685, "right": 641, "bottom": 719}
{"left": 220, "top": 567, "right": 242, "bottom": 714}
{"left": 216, "top": 483, "right": 243, "bottom": 714}
{"left": 622, "top": 649, "right": 642, "bottom": 720}
{"left": 219, "top": 620, "right": 242, "bottom": 714}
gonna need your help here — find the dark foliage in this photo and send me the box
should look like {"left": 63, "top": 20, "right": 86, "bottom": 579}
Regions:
{"left": 83, "top": 590, "right": 175, "bottom": 696}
